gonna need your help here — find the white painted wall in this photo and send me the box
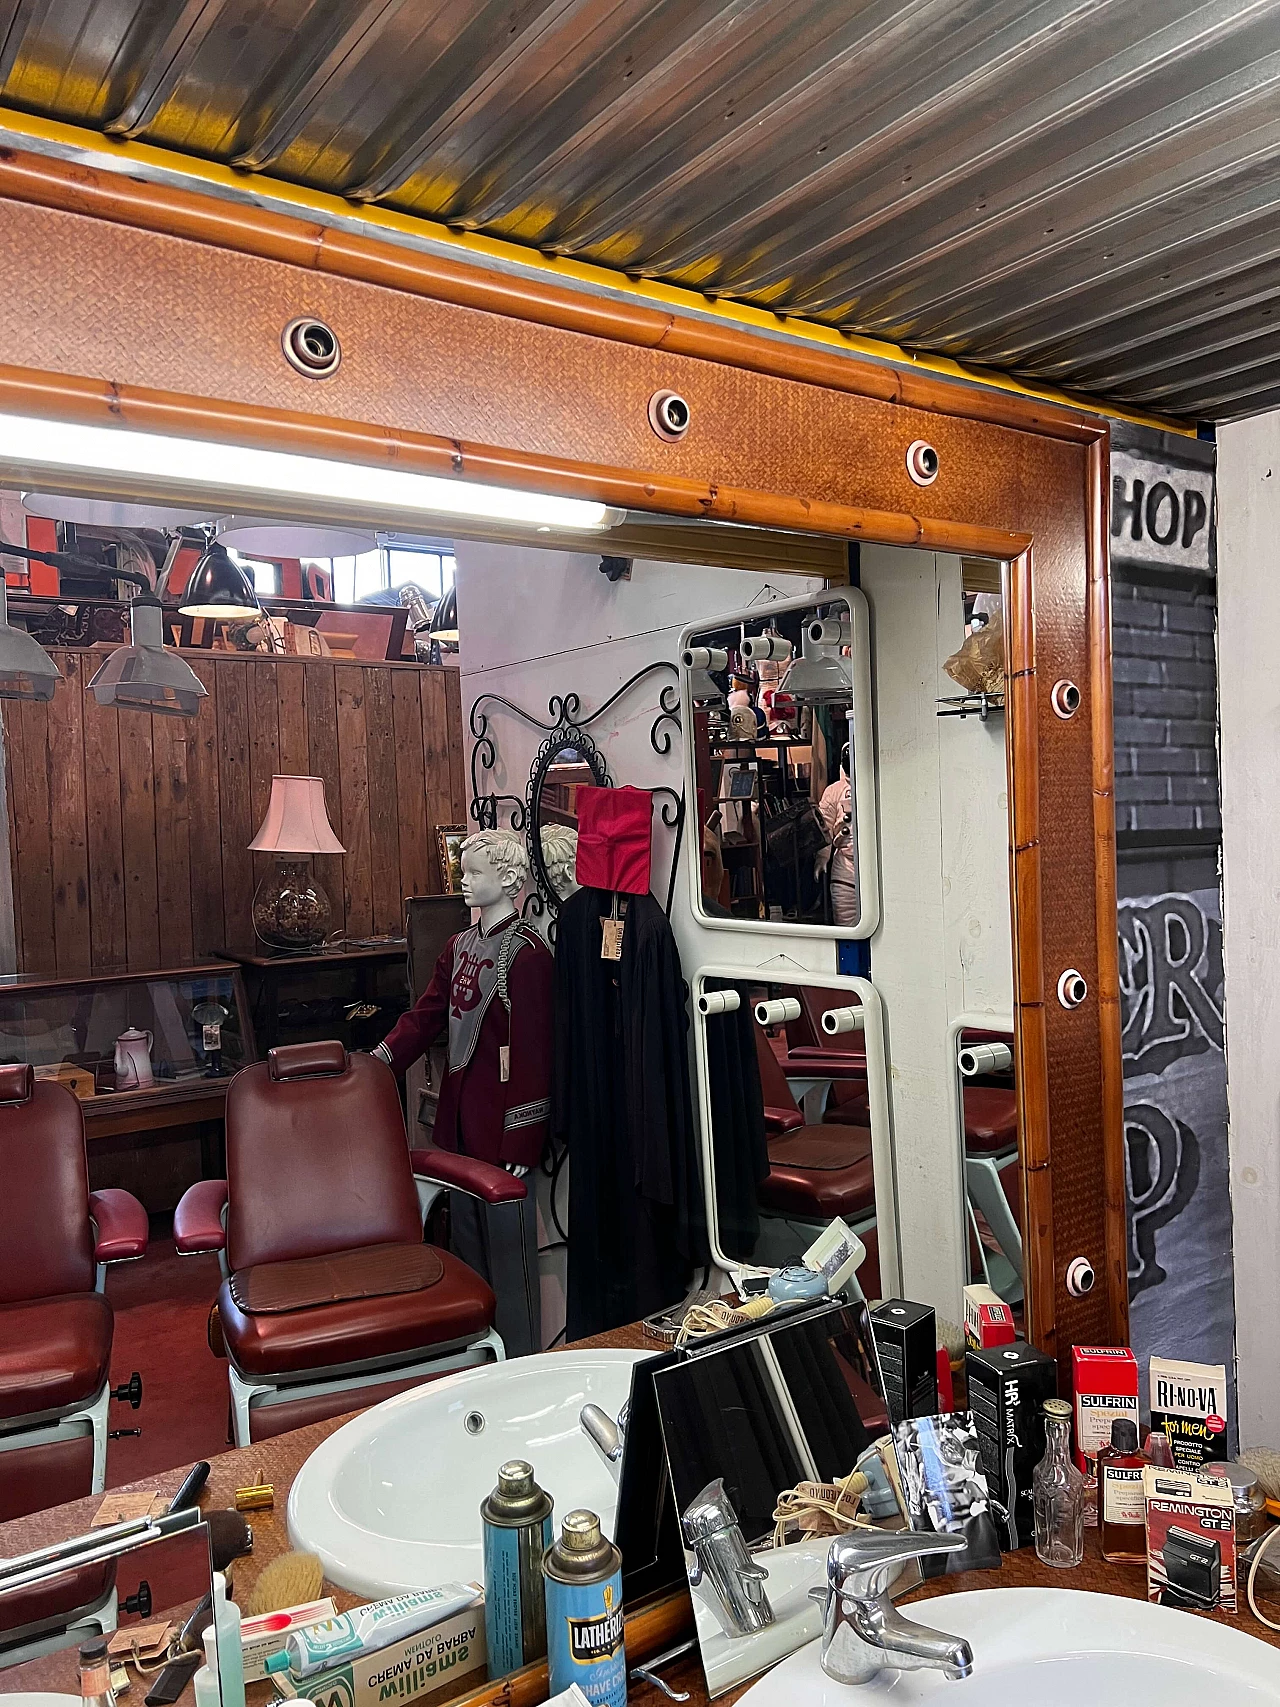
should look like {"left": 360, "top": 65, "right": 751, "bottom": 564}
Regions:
{"left": 860, "top": 547, "right": 1013, "bottom": 1325}
{"left": 1217, "top": 411, "right": 1280, "bottom": 1445}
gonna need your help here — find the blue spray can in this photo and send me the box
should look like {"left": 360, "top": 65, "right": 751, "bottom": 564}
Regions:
{"left": 543, "top": 1509, "right": 626, "bottom": 1707}
{"left": 481, "top": 1459, "right": 554, "bottom": 1678}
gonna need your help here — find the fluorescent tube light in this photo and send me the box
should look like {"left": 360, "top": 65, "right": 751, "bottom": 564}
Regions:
{"left": 0, "top": 413, "right": 622, "bottom": 533}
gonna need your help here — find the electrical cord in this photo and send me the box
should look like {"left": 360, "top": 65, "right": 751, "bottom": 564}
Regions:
{"left": 1247, "top": 1524, "right": 1280, "bottom": 1629}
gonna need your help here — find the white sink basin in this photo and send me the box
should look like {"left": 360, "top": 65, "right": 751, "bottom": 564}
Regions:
{"left": 287, "top": 1349, "right": 648, "bottom": 1598}
{"left": 738, "top": 1587, "right": 1280, "bottom": 1704}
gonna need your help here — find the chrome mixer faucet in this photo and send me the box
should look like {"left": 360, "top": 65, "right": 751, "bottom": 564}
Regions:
{"left": 813, "top": 1528, "right": 974, "bottom": 1685}
{"left": 579, "top": 1399, "right": 629, "bottom": 1478}
{"left": 681, "top": 1478, "right": 774, "bottom": 1638}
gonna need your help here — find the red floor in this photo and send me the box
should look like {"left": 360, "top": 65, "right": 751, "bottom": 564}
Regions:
{"left": 103, "top": 1231, "right": 232, "bottom": 1487}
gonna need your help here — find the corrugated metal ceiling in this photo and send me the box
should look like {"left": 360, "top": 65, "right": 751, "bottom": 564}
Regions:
{"left": 2, "top": 0, "right": 1279, "bottom": 421}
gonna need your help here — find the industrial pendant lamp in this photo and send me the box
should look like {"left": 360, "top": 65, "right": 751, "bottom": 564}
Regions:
{"left": 428, "top": 584, "right": 459, "bottom": 647}
{"left": 179, "top": 541, "right": 261, "bottom": 619}
{"left": 0, "top": 579, "right": 61, "bottom": 701}
{"left": 248, "top": 775, "right": 346, "bottom": 950}
{"left": 88, "top": 596, "right": 208, "bottom": 717}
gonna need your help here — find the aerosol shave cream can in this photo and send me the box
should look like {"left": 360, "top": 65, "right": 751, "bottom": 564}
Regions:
{"left": 481, "top": 1460, "right": 553, "bottom": 1678}
{"left": 543, "top": 1509, "right": 626, "bottom": 1707}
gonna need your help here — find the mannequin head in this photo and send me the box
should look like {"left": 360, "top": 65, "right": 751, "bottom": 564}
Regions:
{"left": 540, "top": 824, "right": 579, "bottom": 901}
{"left": 460, "top": 830, "right": 528, "bottom": 919}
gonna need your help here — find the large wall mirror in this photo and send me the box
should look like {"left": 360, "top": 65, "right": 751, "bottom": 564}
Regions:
{"left": 692, "top": 970, "right": 900, "bottom": 1298}
{"left": 681, "top": 590, "right": 878, "bottom": 938}
{"left": 685, "top": 548, "right": 1020, "bottom": 1335}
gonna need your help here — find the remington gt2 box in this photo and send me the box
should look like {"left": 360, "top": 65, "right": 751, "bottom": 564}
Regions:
{"left": 268, "top": 1601, "right": 486, "bottom": 1707}
{"left": 966, "top": 1340, "right": 1057, "bottom": 1548}
{"left": 1149, "top": 1356, "right": 1229, "bottom": 1470}
{"left": 1144, "top": 1464, "right": 1236, "bottom": 1612}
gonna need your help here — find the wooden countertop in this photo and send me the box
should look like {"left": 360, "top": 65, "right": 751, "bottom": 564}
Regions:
{"left": 6, "top": 1329, "right": 1280, "bottom": 1707}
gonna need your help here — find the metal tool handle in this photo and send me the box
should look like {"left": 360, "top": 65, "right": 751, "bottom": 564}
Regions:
{"left": 827, "top": 1527, "right": 968, "bottom": 1598}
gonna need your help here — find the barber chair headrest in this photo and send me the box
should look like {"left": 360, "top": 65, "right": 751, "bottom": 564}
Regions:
{"left": 267, "top": 1041, "right": 348, "bottom": 1082}
{"left": 0, "top": 1062, "right": 35, "bottom": 1104}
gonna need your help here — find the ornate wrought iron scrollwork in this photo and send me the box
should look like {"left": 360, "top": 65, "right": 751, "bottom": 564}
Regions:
{"left": 468, "top": 660, "right": 684, "bottom": 915}
{"left": 651, "top": 682, "right": 682, "bottom": 755}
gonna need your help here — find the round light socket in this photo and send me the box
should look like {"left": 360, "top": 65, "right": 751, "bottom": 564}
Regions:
{"left": 1051, "top": 679, "right": 1082, "bottom": 719}
{"left": 1057, "top": 968, "right": 1088, "bottom": 1009}
{"left": 1066, "top": 1256, "right": 1096, "bottom": 1297}
{"left": 648, "top": 390, "right": 691, "bottom": 441}
{"left": 282, "top": 317, "right": 341, "bottom": 378}
{"left": 906, "top": 439, "right": 939, "bottom": 485}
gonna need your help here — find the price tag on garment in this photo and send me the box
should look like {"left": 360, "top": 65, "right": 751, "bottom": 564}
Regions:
{"left": 600, "top": 895, "right": 627, "bottom": 961}
{"left": 92, "top": 1490, "right": 165, "bottom": 1526}
{"left": 108, "top": 1623, "right": 172, "bottom": 1660}
{"left": 499, "top": 1044, "right": 510, "bottom": 1084}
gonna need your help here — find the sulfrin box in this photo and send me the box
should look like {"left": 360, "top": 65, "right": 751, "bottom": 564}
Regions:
{"left": 1071, "top": 1345, "right": 1139, "bottom": 1474}
{"left": 966, "top": 1340, "right": 1058, "bottom": 1549}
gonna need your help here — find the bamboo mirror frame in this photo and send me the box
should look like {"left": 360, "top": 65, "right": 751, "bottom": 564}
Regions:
{"left": 0, "top": 144, "right": 1123, "bottom": 1372}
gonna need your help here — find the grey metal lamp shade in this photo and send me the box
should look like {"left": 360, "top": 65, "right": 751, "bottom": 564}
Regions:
{"left": 0, "top": 581, "right": 60, "bottom": 701}
{"left": 179, "top": 541, "right": 261, "bottom": 618}
{"left": 88, "top": 597, "right": 208, "bottom": 718}
{"left": 783, "top": 640, "right": 854, "bottom": 705}
{"left": 428, "top": 583, "right": 458, "bottom": 644}
{"left": 687, "top": 666, "right": 725, "bottom": 703}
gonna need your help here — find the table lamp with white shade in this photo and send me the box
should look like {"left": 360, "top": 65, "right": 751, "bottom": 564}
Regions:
{"left": 249, "top": 775, "right": 345, "bottom": 950}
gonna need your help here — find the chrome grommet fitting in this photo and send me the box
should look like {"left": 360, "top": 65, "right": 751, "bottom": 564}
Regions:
{"left": 1051, "top": 679, "right": 1082, "bottom": 719}
{"left": 1057, "top": 968, "right": 1088, "bottom": 1009}
{"left": 1066, "top": 1256, "right": 1095, "bottom": 1297}
{"left": 282, "top": 317, "right": 341, "bottom": 378}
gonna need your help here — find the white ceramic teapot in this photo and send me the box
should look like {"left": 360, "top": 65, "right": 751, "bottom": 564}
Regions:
{"left": 114, "top": 1027, "right": 154, "bottom": 1090}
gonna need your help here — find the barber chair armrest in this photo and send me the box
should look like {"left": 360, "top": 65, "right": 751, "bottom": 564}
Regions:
{"left": 784, "top": 1048, "right": 866, "bottom": 1079}
{"left": 174, "top": 1179, "right": 229, "bottom": 1254}
{"left": 763, "top": 1105, "right": 805, "bottom": 1136}
{"left": 89, "top": 1188, "right": 149, "bottom": 1262}
{"left": 411, "top": 1148, "right": 528, "bottom": 1205}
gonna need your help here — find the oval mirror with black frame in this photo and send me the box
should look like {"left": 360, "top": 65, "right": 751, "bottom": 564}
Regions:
{"left": 525, "top": 728, "right": 609, "bottom": 914}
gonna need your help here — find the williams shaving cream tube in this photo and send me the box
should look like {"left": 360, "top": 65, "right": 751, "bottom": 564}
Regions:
{"left": 265, "top": 1585, "right": 480, "bottom": 1679}
{"left": 481, "top": 1459, "right": 554, "bottom": 1676}
{"left": 543, "top": 1509, "right": 625, "bottom": 1707}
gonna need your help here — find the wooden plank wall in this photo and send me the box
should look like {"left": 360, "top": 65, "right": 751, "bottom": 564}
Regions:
{"left": 3, "top": 652, "right": 466, "bottom": 974}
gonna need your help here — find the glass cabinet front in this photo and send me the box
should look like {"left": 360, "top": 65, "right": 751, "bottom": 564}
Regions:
{"left": 0, "top": 966, "right": 251, "bottom": 1100}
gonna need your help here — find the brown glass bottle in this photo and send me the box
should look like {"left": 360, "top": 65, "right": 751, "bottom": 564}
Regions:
{"left": 1097, "top": 1417, "right": 1146, "bottom": 1563}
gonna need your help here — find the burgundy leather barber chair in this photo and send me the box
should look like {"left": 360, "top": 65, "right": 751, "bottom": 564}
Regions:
{"left": 0, "top": 1065, "right": 148, "bottom": 1522}
{"left": 174, "top": 1042, "right": 507, "bottom": 1446}
{"left": 753, "top": 1026, "right": 877, "bottom": 1229}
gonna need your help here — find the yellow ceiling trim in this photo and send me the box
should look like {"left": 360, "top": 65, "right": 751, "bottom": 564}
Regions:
{"left": 0, "top": 105, "right": 1196, "bottom": 440}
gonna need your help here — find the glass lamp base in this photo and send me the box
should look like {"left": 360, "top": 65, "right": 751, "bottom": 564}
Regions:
{"left": 252, "top": 860, "right": 332, "bottom": 950}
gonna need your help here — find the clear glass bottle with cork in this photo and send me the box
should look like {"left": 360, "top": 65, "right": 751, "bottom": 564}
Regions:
{"left": 1033, "top": 1397, "right": 1085, "bottom": 1567}
{"left": 1097, "top": 1417, "right": 1146, "bottom": 1563}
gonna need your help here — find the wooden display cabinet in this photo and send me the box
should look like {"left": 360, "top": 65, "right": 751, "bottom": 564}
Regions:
{"left": 0, "top": 961, "right": 254, "bottom": 1207}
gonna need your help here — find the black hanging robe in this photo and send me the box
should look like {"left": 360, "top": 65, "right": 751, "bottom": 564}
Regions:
{"left": 553, "top": 886, "right": 707, "bottom": 1338}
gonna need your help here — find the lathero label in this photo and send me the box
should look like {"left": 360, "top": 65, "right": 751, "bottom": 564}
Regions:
{"left": 568, "top": 1592, "right": 624, "bottom": 1663}
{"left": 547, "top": 1574, "right": 626, "bottom": 1707}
